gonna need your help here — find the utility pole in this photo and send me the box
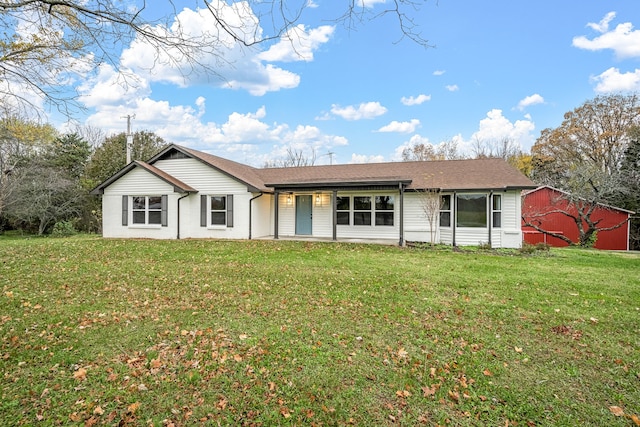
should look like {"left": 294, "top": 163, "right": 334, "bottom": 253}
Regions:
{"left": 123, "top": 114, "right": 135, "bottom": 164}
{"left": 325, "top": 150, "right": 335, "bottom": 165}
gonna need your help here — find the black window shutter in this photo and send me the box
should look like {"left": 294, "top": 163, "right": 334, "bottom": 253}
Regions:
{"left": 226, "top": 194, "right": 234, "bottom": 228}
{"left": 200, "top": 195, "right": 207, "bottom": 227}
{"left": 161, "top": 195, "right": 168, "bottom": 227}
{"left": 122, "top": 195, "right": 128, "bottom": 226}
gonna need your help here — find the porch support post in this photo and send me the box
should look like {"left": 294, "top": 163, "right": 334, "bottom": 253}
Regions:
{"left": 488, "top": 190, "right": 493, "bottom": 248}
{"left": 452, "top": 191, "right": 457, "bottom": 247}
{"left": 399, "top": 183, "right": 405, "bottom": 246}
{"left": 274, "top": 191, "right": 280, "bottom": 239}
{"left": 332, "top": 190, "right": 338, "bottom": 241}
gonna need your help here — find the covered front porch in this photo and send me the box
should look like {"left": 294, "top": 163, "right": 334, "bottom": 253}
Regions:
{"left": 268, "top": 180, "right": 412, "bottom": 246}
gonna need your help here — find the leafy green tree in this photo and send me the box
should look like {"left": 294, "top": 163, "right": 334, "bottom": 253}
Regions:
{"left": 45, "top": 133, "right": 92, "bottom": 180}
{"left": 84, "top": 130, "right": 168, "bottom": 188}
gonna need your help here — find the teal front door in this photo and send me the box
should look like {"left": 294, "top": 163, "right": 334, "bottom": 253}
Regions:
{"left": 296, "top": 195, "right": 313, "bottom": 235}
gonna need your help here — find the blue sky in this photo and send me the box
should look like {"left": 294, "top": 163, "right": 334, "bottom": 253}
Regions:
{"left": 65, "top": 0, "right": 640, "bottom": 166}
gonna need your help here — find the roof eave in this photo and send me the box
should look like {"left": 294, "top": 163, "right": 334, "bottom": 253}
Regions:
{"left": 266, "top": 179, "right": 412, "bottom": 189}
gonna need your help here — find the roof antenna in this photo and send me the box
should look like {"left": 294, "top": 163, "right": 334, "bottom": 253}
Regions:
{"left": 122, "top": 114, "right": 135, "bottom": 164}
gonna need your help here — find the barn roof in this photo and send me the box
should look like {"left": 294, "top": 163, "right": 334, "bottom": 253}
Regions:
{"left": 524, "top": 186, "right": 635, "bottom": 214}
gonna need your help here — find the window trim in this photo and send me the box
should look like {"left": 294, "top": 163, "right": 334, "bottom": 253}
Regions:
{"left": 210, "top": 195, "right": 227, "bottom": 226}
{"left": 335, "top": 194, "right": 396, "bottom": 227}
{"left": 201, "top": 194, "right": 234, "bottom": 228}
{"left": 439, "top": 195, "right": 451, "bottom": 228}
{"left": 353, "top": 196, "right": 372, "bottom": 226}
{"left": 336, "top": 196, "right": 351, "bottom": 225}
{"left": 456, "top": 194, "right": 488, "bottom": 228}
{"left": 126, "top": 195, "right": 167, "bottom": 227}
{"left": 492, "top": 194, "right": 502, "bottom": 228}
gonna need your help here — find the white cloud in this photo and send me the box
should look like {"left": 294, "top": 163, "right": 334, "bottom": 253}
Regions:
{"left": 469, "top": 109, "right": 535, "bottom": 151}
{"left": 516, "top": 94, "right": 545, "bottom": 111}
{"left": 377, "top": 119, "right": 420, "bottom": 133}
{"left": 433, "top": 70, "right": 445, "bottom": 76}
{"left": 258, "top": 25, "right": 334, "bottom": 62}
{"left": 591, "top": 67, "right": 640, "bottom": 93}
{"left": 445, "top": 84, "right": 459, "bottom": 92}
{"left": 116, "top": 6, "right": 330, "bottom": 96}
{"left": 573, "top": 12, "right": 640, "bottom": 59}
{"left": 359, "top": 0, "right": 388, "bottom": 8}
{"left": 78, "top": 63, "right": 150, "bottom": 107}
{"left": 587, "top": 11, "right": 616, "bottom": 33}
{"left": 349, "top": 153, "right": 386, "bottom": 164}
{"left": 86, "top": 100, "right": 348, "bottom": 166}
{"left": 330, "top": 101, "right": 387, "bottom": 120}
{"left": 401, "top": 94, "right": 431, "bottom": 106}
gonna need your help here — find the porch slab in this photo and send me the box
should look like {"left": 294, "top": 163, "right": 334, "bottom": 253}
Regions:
{"left": 255, "top": 235, "right": 400, "bottom": 246}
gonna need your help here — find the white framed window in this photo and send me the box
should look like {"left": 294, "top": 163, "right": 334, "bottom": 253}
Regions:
{"left": 210, "top": 196, "right": 227, "bottom": 226}
{"left": 201, "top": 194, "right": 234, "bottom": 228}
{"left": 456, "top": 194, "right": 488, "bottom": 228}
{"left": 130, "top": 196, "right": 164, "bottom": 225}
{"left": 336, "top": 196, "right": 350, "bottom": 225}
{"left": 336, "top": 194, "right": 395, "bottom": 227}
{"left": 353, "top": 196, "right": 372, "bottom": 226}
{"left": 375, "top": 196, "right": 394, "bottom": 226}
{"left": 492, "top": 194, "right": 502, "bottom": 228}
{"left": 439, "top": 195, "right": 451, "bottom": 227}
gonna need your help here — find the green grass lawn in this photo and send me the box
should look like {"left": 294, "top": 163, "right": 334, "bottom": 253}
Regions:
{"left": 1, "top": 236, "right": 638, "bottom": 426}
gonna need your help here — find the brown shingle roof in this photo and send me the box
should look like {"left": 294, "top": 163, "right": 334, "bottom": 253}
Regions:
{"left": 256, "top": 158, "right": 535, "bottom": 191}
{"left": 152, "top": 145, "right": 536, "bottom": 192}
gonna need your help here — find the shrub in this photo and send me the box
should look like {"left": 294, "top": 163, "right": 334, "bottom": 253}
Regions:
{"left": 51, "top": 220, "right": 77, "bottom": 237}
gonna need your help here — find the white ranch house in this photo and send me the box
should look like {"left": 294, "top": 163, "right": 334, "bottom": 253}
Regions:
{"left": 91, "top": 144, "right": 536, "bottom": 248}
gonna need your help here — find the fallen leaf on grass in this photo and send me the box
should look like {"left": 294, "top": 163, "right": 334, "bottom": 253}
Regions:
{"left": 631, "top": 414, "right": 640, "bottom": 426}
{"left": 514, "top": 347, "right": 523, "bottom": 353}
{"left": 609, "top": 406, "right": 624, "bottom": 416}
{"left": 73, "top": 368, "right": 87, "bottom": 381}
{"left": 280, "top": 407, "right": 291, "bottom": 418}
{"left": 127, "top": 402, "right": 140, "bottom": 414}
{"left": 422, "top": 385, "right": 437, "bottom": 397}
{"left": 93, "top": 406, "right": 104, "bottom": 415}
{"left": 483, "top": 369, "right": 493, "bottom": 376}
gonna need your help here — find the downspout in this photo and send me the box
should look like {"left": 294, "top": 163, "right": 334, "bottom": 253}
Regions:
{"left": 248, "top": 192, "right": 264, "bottom": 240}
{"left": 452, "top": 191, "right": 457, "bottom": 247}
{"left": 488, "top": 190, "right": 493, "bottom": 248}
{"left": 176, "top": 193, "right": 190, "bottom": 239}
{"left": 399, "top": 183, "right": 405, "bottom": 246}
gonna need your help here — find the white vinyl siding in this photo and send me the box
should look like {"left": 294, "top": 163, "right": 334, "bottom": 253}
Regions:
{"left": 102, "top": 168, "right": 177, "bottom": 239}
{"left": 153, "top": 158, "right": 251, "bottom": 239}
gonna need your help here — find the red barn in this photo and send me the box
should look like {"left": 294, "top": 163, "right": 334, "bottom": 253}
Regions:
{"left": 522, "top": 186, "right": 633, "bottom": 251}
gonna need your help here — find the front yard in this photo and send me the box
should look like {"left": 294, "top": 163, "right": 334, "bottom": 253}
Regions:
{"left": 1, "top": 236, "right": 638, "bottom": 426}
